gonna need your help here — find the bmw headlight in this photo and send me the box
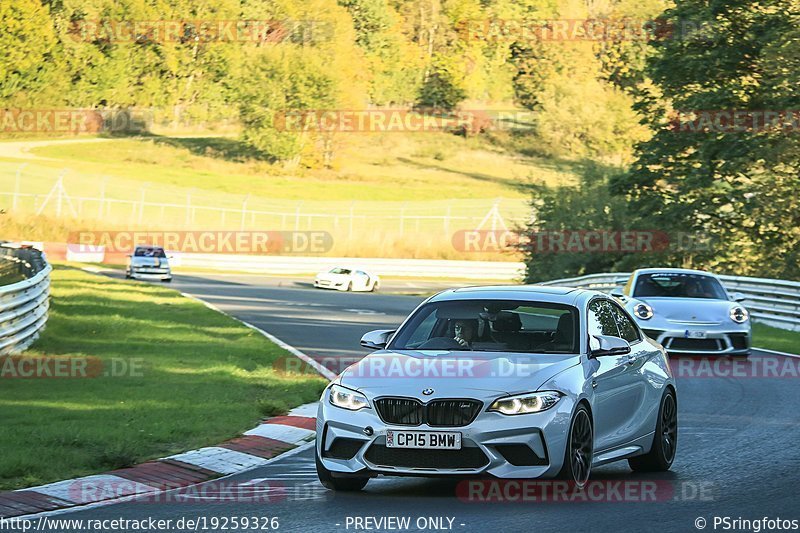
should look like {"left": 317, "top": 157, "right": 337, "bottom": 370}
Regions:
{"left": 633, "top": 303, "right": 654, "bottom": 320}
{"left": 489, "top": 391, "right": 563, "bottom": 415}
{"left": 730, "top": 306, "right": 749, "bottom": 324}
{"left": 329, "top": 384, "right": 369, "bottom": 411}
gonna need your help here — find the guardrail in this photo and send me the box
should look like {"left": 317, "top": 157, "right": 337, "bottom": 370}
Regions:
{"left": 53, "top": 243, "right": 528, "bottom": 280}
{"left": 0, "top": 245, "right": 51, "bottom": 354}
{"left": 169, "top": 254, "right": 526, "bottom": 281}
{"left": 538, "top": 271, "right": 800, "bottom": 331}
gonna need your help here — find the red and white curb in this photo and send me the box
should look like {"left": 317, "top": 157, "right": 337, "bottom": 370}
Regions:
{"left": 0, "top": 275, "right": 329, "bottom": 519}
{"left": 0, "top": 404, "right": 319, "bottom": 518}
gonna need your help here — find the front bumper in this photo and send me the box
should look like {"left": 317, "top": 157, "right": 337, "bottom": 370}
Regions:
{"left": 129, "top": 269, "right": 172, "bottom": 281}
{"left": 641, "top": 326, "right": 751, "bottom": 355}
{"left": 314, "top": 279, "right": 347, "bottom": 290}
{"left": 316, "top": 394, "right": 574, "bottom": 479}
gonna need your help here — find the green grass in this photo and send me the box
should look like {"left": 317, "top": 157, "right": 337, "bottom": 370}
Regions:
{"left": 0, "top": 131, "right": 577, "bottom": 259}
{"left": 0, "top": 132, "right": 571, "bottom": 259}
{"left": 752, "top": 323, "right": 800, "bottom": 355}
{"left": 7, "top": 132, "right": 574, "bottom": 202}
{"left": 0, "top": 266, "right": 326, "bottom": 490}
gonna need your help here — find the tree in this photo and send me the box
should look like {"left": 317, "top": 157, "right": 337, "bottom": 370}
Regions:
{"left": 237, "top": 0, "right": 368, "bottom": 166}
{"left": 508, "top": 2, "right": 652, "bottom": 162}
{"left": 522, "top": 164, "right": 639, "bottom": 283}
{"left": 613, "top": 0, "right": 800, "bottom": 279}
{"left": 338, "top": 0, "right": 422, "bottom": 104}
{"left": 416, "top": 67, "right": 466, "bottom": 110}
{"left": 238, "top": 47, "right": 337, "bottom": 163}
{"left": 0, "top": 0, "right": 57, "bottom": 104}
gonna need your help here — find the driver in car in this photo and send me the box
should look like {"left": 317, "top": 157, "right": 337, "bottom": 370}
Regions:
{"left": 453, "top": 320, "right": 475, "bottom": 349}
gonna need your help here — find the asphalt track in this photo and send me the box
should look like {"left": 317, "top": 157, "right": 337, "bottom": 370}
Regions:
{"left": 10, "top": 273, "right": 800, "bottom": 533}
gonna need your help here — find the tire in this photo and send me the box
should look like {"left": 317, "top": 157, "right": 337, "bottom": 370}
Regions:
{"left": 629, "top": 388, "right": 677, "bottom": 472}
{"left": 557, "top": 404, "right": 593, "bottom": 489}
{"left": 345, "top": 282, "right": 353, "bottom": 292}
{"left": 315, "top": 450, "right": 369, "bottom": 491}
{"left": 370, "top": 281, "right": 379, "bottom": 292}
{"left": 162, "top": 278, "right": 172, "bottom": 283}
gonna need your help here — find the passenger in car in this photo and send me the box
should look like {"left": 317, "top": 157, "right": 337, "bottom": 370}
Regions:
{"left": 489, "top": 311, "right": 527, "bottom": 351}
{"left": 537, "top": 314, "right": 575, "bottom": 352}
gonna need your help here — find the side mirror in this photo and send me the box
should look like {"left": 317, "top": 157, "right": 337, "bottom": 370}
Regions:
{"left": 730, "top": 292, "right": 746, "bottom": 303}
{"left": 360, "top": 329, "right": 395, "bottom": 350}
{"left": 589, "top": 335, "right": 631, "bottom": 358}
{"left": 610, "top": 286, "right": 626, "bottom": 299}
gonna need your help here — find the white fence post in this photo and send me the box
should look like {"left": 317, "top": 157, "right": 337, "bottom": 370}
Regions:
{"left": 98, "top": 178, "right": 107, "bottom": 218}
{"left": 185, "top": 192, "right": 192, "bottom": 226}
{"left": 240, "top": 194, "right": 250, "bottom": 231}
{"left": 138, "top": 187, "right": 146, "bottom": 224}
{"left": 348, "top": 202, "right": 354, "bottom": 239}
{"left": 294, "top": 203, "right": 302, "bottom": 231}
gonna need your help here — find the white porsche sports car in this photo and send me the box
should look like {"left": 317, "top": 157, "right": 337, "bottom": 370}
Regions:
{"left": 612, "top": 268, "right": 751, "bottom": 356}
{"left": 314, "top": 267, "right": 380, "bottom": 292}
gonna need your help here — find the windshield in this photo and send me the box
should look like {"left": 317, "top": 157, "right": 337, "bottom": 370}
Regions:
{"left": 330, "top": 268, "right": 351, "bottom": 274}
{"left": 633, "top": 273, "right": 727, "bottom": 299}
{"left": 388, "top": 299, "right": 578, "bottom": 354}
{"left": 134, "top": 247, "right": 166, "bottom": 258}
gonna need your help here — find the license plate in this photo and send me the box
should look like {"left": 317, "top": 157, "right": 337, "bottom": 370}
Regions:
{"left": 386, "top": 430, "right": 461, "bottom": 450}
{"left": 685, "top": 330, "right": 707, "bottom": 339}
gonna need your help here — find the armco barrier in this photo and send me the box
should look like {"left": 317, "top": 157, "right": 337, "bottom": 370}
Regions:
{"left": 52, "top": 244, "right": 526, "bottom": 280}
{"left": 0, "top": 244, "right": 51, "bottom": 354}
{"left": 169, "top": 254, "right": 526, "bottom": 281}
{"left": 46, "top": 240, "right": 800, "bottom": 330}
{"left": 538, "top": 272, "right": 800, "bottom": 332}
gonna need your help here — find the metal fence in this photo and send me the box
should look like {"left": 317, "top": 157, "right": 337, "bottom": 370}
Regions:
{"left": 1, "top": 168, "right": 531, "bottom": 238}
{"left": 0, "top": 245, "right": 51, "bottom": 354}
{"left": 538, "top": 272, "right": 800, "bottom": 332}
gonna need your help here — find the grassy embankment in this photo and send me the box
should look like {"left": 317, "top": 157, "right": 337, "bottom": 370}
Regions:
{"left": 0, "top": 266, "right": 326, "bottom": 490}
{"left": 0, "top": 132, "right": 578, "bottom": 259}
{"left": 752, "top": 323, "right": 800, "bottom": 355}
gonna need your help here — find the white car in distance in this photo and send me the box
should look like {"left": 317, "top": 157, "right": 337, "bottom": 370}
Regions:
{"left": 126, "top": 245, "right": 172, "bottom": 282}
{"left": 314, "top": 267, "right": 380, "bottom": 292}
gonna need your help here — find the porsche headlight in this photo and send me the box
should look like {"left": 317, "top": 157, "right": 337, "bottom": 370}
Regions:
{"left": 329, "top": 384, "right": 369, "bottom": 411}
{"left": 489, "top": 391, "right": 563, "bottom": 415}
{"left": 730, "top": 306, "right": 749, "bottom": 324}
{"left": 633, "top": 303, "right": 654, "bottom": 320}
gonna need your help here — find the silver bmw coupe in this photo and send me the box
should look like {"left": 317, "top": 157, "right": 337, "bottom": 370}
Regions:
{"left": 315, "top": 286, "right": 677, "bottom": 491}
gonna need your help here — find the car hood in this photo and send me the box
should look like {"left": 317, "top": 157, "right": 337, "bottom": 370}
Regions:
{"left": 339, "top": 350, "right": 580, "bottom": 397}
{"left": 316, "top": 272, "right": 348, "bottom": 281}
{"left": 131, "top": 257, "right": 166, "bottom": 267}
{"left": 634, "top": 297, "right": 736, "bottom": 323}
